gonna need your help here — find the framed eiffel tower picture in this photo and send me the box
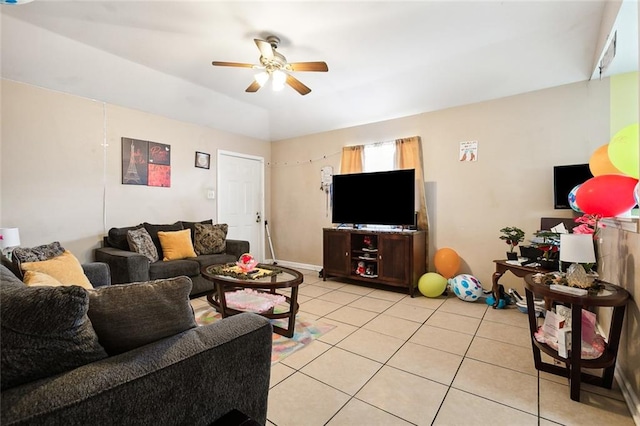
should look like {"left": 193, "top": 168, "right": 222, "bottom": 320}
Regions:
{"left": 122, "top": 138, "right": 148, "bottom": 185}
{"left": 122, "top": 137, "right": 171, "bottom": 187}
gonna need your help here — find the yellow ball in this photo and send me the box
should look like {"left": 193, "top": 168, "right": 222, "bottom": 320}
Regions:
{"left": 418, "top": 272, "right": 447, "bottom": 298}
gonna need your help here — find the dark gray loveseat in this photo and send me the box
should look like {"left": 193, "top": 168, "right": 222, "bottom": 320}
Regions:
{"left": 95, "top": 220, "right": 249, "bottom": 297}
{"left": 0, "top": 264, "right": 272, "bottom": 425}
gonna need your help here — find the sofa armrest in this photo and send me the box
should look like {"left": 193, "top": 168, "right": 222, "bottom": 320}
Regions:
{"left": 1, "top": 313, "right": 273, "bottom": 426}
{"left": 81, "top": 262, "right": 111, "bottom": 287}
{"left": 225, "top": 239, "right": 250, "bottom": 259}
{"left": 94, "top": 247, "right": 150, "bottom": 284}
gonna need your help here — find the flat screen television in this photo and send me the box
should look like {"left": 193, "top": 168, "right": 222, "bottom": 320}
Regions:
{"left": 332, "top": 169, "right": 416, "bottom": 226}
{"left": 553, "top": 163, "right": 593, "bottom": 209}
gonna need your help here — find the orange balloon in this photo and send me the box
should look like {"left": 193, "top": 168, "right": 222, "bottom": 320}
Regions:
{"left": 589, "top": 144, "right": 622, "bottom": 176}
{"left": 434, "top": 248, "right": 461, "bottom": 279}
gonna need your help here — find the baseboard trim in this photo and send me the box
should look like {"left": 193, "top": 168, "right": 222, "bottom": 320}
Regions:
{"left": 616, "top": 366, "right": 640, "bottom": 425}
{"left": 263, "top": 259, "right": 322, "bottom": 272}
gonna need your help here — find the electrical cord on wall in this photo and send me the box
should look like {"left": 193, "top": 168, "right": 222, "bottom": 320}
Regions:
{"left": 101, "top": 102, "right": 108, "bottom": 235}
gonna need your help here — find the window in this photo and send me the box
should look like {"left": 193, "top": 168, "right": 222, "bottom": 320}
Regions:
{"left": 363, "top": 142, "right": 395, "bottom": 172}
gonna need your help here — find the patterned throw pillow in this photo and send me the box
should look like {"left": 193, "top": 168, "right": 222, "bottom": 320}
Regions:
{"left": 194, "top": 223, "right": 228, "bottom": 255}
{"left": 11, "top": 241, "right": 66, "bottom": 279}
{"left": 127, "top": 228, "right": 159, "bottom": 263}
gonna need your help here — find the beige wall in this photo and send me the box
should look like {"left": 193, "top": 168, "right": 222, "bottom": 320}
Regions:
{"left": 0, "top": 79, "right": 270, "bottom": 263}
{"left": 271, "top": 75, "right": 640, "bottom": 410}
{"left": 271, "top": 79, "right": 611, "bottom": 292}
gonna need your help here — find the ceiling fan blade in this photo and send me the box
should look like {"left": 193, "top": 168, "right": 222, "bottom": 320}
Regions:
{"left": 288, "top": 62, "right": 329, "bottom": 72}
{"left": 245, "top": 80, "right": 261, "bottom": 93}
{"left": 212, "top": 61, "right": 255, "bottom": 68}
{"left": 254, "top": 39, "right": 274, "bottom": 60}
{"left": 286, "top": 74, "right": 311, "bottom": 95}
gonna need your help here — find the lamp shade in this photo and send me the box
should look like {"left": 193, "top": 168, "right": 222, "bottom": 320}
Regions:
{"left": 560, "top": 234, "right": 595, "bottom": 264}
{"left": 0, "top": 228, "right": 21, "bottom": 249}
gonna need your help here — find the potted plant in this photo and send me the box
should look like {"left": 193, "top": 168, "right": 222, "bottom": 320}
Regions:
{"left": 531, "top": 230, "right": 560, "bottom": 270}
{"left": 499, "top": 227, "right": 525, "bottom": 260}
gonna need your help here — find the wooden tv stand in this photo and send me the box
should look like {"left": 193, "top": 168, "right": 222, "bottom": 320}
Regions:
{"left": 322, "top": 227, "right": 426, "bottom": 297}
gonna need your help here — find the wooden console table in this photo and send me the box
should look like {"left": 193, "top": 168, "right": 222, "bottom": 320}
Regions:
{"left": 524, "top": 274, "right": 629, "bottom": 402}
{"left": 491, "top": 260, "right": 550, "bottom": 308}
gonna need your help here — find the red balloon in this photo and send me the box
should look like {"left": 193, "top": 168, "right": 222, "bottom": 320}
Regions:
{"left": 575, "top": 174, "right": 638, "bottom": 217}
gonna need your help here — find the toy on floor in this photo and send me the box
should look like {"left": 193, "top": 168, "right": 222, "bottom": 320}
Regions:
{"left": 485, "top": 284, "right": 512, "bottom": 309}
{"left": 418, "top": 272, "right": 447, "bottom": 298}
{"left": 449, "top": 274, "right": 483, "bottom": 302}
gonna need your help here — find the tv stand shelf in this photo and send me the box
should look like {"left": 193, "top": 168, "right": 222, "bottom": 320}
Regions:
{"left": 322, "top": 228, "right": 426, "bottom": 297}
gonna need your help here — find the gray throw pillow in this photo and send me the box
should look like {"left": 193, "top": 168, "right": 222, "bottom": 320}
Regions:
{"left": 107, "top": 224, "right": 144, "bottom": 251}
{"left": 127, "top": 227, "right": 159, "bottom": 262}
{"left": 11, "top": 241, "right": 66, "bottom": 279}
{"left": 0, "top": 275, "right": 108, "bottom": 390}
{"left": 194, "top": 223, "right": 228, "bottom": 255}
{"left": 87, "top": 276, "right": 196, "bottom": 355}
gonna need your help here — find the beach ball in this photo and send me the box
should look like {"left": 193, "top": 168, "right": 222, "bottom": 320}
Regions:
{"left": 418, "top": 272, "right": 447, "bottom": 298}
{"left": 575, "top": 174, "right": 639, "bottom": 217}
{"left": 608, "top": 123, "right": 639, "bottom": 179}
{"left": 434, "top": 248, "right": 461, "bottom": 279}
{"left": 449, "top": 274, "right": 484, "bottom": 302}
{"left": 635, "top": 181, "right": 640, "bottom": 206}
{"left": 567, "top": 184, "right": 582, "bottom": 212}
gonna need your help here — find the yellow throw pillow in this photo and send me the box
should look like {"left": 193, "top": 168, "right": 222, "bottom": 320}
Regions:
{"left": 158, "top": 229, "right": 197, "bottom": 261}
{"left": 20, "top": 251, "right": 93, "bottom": 289}
{"left": 23, "top": 271, "right": 64, "bottom": 287}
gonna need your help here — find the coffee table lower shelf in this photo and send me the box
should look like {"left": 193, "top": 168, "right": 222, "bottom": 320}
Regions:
{"left": 206, "top": 289, "right": 300, "bottom": 338}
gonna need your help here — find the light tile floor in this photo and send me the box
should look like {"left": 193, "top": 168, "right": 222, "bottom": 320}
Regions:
{"left": 195, "top": 268, "right": 636, "bottom": 425}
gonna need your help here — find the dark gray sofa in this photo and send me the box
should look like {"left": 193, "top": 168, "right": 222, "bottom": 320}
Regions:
{"left": 94, "top": 220, "right": 249, "bottom": 297}
{"left": 0, "top": 264, "right": 272, "bottom": 425}
{"left": 1, "top": 254, "right": 112, "bottom": 288}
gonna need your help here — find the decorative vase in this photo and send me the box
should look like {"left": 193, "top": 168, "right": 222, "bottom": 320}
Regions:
{"left": 236, "top": 253, "right": 258, "bottom": 272}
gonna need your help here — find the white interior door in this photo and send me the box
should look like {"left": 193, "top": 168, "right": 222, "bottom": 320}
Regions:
{"left": 217, "top": 151, "right": 264, "bottom": 262}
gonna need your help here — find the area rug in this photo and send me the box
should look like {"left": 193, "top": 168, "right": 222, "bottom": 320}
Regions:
{"left": 193, "top": 306, "right": 335, "bottom": 364}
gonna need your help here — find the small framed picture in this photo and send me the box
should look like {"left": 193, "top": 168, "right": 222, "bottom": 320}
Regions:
{"left": 195, "top": 151, "right": 210, "bottom": 169}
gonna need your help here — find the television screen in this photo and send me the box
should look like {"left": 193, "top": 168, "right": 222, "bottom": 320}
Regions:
{"left": 332, "top": 169, "right": 416, "bottom": 226}
{"left": 553, "top": 164, "right": 593, "bottom": 209}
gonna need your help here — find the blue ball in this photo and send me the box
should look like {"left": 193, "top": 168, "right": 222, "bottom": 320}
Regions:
{"left": 449, "top": 274, "right": 484, "bottom": 302}
{"left": 568, "top": 184, "right": 583, "bottom": 213}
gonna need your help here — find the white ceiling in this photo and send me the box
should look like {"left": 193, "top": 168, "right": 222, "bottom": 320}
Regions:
{"left": 1, "top": 1, "right": 637, "bottom": 141}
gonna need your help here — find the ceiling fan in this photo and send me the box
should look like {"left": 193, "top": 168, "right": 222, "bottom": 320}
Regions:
{"left": 212, "top": 36, "right": 328, "bottom": 96}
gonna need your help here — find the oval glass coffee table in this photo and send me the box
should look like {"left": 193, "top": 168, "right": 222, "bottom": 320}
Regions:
{"left": 201, "top": 263, "right": 303, "bottom": 338}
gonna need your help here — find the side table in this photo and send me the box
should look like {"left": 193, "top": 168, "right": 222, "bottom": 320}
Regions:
{"left": 523, "top": 274, "right": 629, "bottom": 402}
{"left": 491, "top": 260, "right": 551, "bottom": 308}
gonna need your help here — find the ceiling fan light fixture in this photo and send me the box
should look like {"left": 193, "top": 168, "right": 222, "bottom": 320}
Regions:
{"left": 271, "top": 70, "right": 286, "bottom": 91}
{"left": 254, "top": 71, "right": 269, "bottom": 87}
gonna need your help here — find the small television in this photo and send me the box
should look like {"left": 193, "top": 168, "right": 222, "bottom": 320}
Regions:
{"left": 553, "top": 163, "right": 593, "bottom": 209}
{"left": 332, "top": 169, "right": 416, "bottom": 226}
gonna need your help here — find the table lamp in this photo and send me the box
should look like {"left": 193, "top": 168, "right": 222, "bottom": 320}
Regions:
{"left": 0, "top": 228, "right": 21, "bottom": 260}
{"left": 560, "top": 233, "right": 596, "bottom": 288}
